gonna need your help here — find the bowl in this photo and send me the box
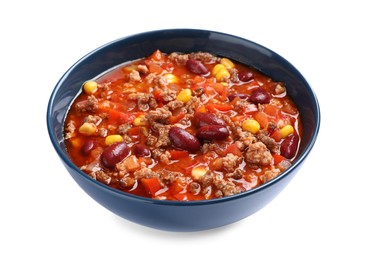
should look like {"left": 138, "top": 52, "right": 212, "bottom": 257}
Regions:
{"left": 47, "top": 29, "right": 320, "bottom": 232}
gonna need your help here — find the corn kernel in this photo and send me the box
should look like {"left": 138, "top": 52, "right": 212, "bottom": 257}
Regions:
{"left": 191, "top": 166, "right": 207, "bottom": 181}
{"left": 242, "top": 119, "right": 260, "bottom": 134}
{"left": 70, "top": 137, "right": 82, "bottom": 148}
{"left": 83, "top": 80, "right": 98, "bottom": 95}
{"left": 220, "top": 58, "right": 235, "bottom": 69}
{"left": 280, "top": 125, "right": 294, "bottom": 138}
{"left": 105, "top": 134, "right": 123, "bottom": 145}
{"left": 212, "top": 64, "right": 227, "bottom": 76}
{"left": 79, "top": 122, "right": 97, "bottom": 135}
{"left": 176, "top": 89, "right": 192, "bottom": 103}
{"left": 163, "top": 73, "right": 179, "bottom": 83}
{"left": 215, "top": 69, "right": 230, "bottom": 82}
{"left": 133, "top": 115, "right": 147, "bottom": 126}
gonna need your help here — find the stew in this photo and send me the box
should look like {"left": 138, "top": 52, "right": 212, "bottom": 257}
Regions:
{"left": 64, "top": 50, "right": 302, "bottom": 201}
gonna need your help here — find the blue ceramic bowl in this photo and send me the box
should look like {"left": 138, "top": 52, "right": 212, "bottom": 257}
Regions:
{"left": 47, "top": 29, "right": 320, "bottom": 231}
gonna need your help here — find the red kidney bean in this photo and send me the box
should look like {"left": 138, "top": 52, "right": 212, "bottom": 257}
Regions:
{"left": 249, "top": 87, "right": 271, "bottom": 104}
{"left": 227, "top": 93, "right": 249, "bottom": 101}
{"left": 197, "top": 125, "right": 230, "bottom": 140}
{"left": 186, "top": 59, "right": 209, "bottom": 75}
{"left": 194, "top": 112, "right": 226, "bottom": 128}
{"left": 133, "top": 144, "right": 151, "bottom": 157}
{"left": 238, "top": 71, "right": 254, "bottom": 82}
{"left": 280, "top": 134, "right": 299, "bottom": 159}
{"left": 81, "top": 139, "right": 95, "bottom": 156}
{"left": 101, "top": 142, "right": 130, "bottom": 169}
{"left": 169, "top": 127, "right": 200, "bottom": 152}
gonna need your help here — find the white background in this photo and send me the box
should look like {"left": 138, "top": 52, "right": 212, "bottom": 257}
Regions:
{"left": 1, "top": 0, "right": 366, "bottom": 259}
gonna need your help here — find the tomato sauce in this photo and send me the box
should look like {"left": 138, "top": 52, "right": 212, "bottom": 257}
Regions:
{"left": 64, "top": 50, "right": 302, "bottom": 201}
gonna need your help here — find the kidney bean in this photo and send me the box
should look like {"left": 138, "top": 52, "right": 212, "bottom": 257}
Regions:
{"left": 249, "top": 87, "right": 271, "bottom": 104}
{"left": 81, "top": 139, "right": 95, "bottom": 156}
{"left": 280, "top": 134, "right": 299, "bottom": 159}
{"left": 194, "top": 112, "right": 226, "bottom": 128}
{"left": 238, "top": 71, "right": 254, "bottom": 82}
{"left": 169, "top": 127, "right": 200, "bottom": 152}
{"left": 227, "top": 93, "right": 249, "bottom": 101}
{"left": 133, "top": 144, "right": 151, "bottom": 157}
{"left": 186, "top": 59, "right": 209, "bottom": 75}
{"left": 197, "top": 125, "right": 230, "bottom": 140}
{"left": 101, "top": 142, "right": 130, "bottom": 169}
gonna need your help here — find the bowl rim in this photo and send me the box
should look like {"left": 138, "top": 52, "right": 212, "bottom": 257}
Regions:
{"left": 47, "top": 28, "right": 321, "bottom": 206}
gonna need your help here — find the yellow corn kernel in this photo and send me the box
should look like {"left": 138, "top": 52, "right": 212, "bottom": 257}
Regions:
{"left": 163, "top": 73, "right": 179, "bottom": 83}
{"left": 191, "top": 166, "right": 207, "bottom": 181}
{"left": 221, "top": 82, "right": 228, "bottom": 86}
{"left": 176, "top": 88, "right": 192, "bottom": 103}
{"left": 79, "top": 122, "right": 97, "bottom": 135}
{"left": 133, "top": 115, "right": 147, "bottom": 126}
{"left": 220, "top": 58, "right": 235, "bottom": 69}
{"left": 280, "top": 125, "right": 294, "bottom": 138}
{"left": 212, "top": 64, "right": 227, "bottom": 76}
{"left": 242, "top": 119, "right": 260, "bottom": 134}
{"left": 83, "top": 80, "right": 98, "bottom": 95}
{"left": 215, "top": 69, "right": 230, "bottom": 81}
{"left": 105, "top": 134, "right": 123, "bottom": 145}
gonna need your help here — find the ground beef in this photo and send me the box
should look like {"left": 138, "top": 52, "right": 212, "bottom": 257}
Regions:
{"left": 168, "top": 52, "right": 189, "bottom": 65}
{"left": 189, "top": 52, "right": 219, "bottom": 63}
{"left": 213, "top": 177, "right": 241, "bottom": 197}
{"left": 229, "top": 68, "right": 240, "bottom": 83}
{"left": 226, "top": 168, "right": 244, "bottom": 180}
{"left": 188, "top": 181, "right": 201, "bottom": 195}
{"left": 232, "top": 126, "right": 257, "bottom": 147}
{"left": 65, "top": 120, "right": 76, "bottom": 139}
{"left": 245, "top": 142, "right": 272, "bottom": 166}
{"left": 95, "top": 171, "right": 112, "bottom": 185}
{"left": 160, "top": 170, "right": 182, "bottom": 184}
{"left": 83, "top": 115, "right": 102, "bottom": 125}
{"left": 222, "top": 153, "right": 241, "bottom": 172}
{"left": 136, "top": 65, "right": 149, "bottom": 75}
{"left": 75, "top": 95, "right": 98, "bottom": 113}
{"left": 119, "top": 176, "right": 135, "bottom": 189}
{"left": 151, "top": 149, "right": 171, "bottom": 164}
{"left": 261, "top": 167, "right": 281, "bottom": 182}
{"left": 129, "top": 70, "right": 141, "bottom": 83}
{"left": 134, "top": 165, "right": 159, "bottom": 180}
{"left": 117, "top": 124, "right": 132, "bottom": 135}
{"left": 155, "top": 125, "right": 171, "bottom": 148}
{"left": 192, "top": 87, "right": 205, "bottom": 97}
{"left": 184, "top": 96, "right": 202, "bottom": 114}
{"left": 160, "top": 88, "right": 177, "bottom": 102}
{"left": 166, "top": 100, "right": 184, "bottom": 111}
{"left": 146, "top": 107, "right": 172, "bottom": 125}
{"left": 257, "top": 132, "right": 279, "bottom": 153}
{"left": 155, "top": 75, "right": 169, "bottom": 89}
{"left": 199, "top": 170, "right": 214, "bottom": 187}
{"left": 146, "top": 135, "right": 158, "bottom": 146}
{"left": 127, "top": 92, "right": 157, "bottom": 111}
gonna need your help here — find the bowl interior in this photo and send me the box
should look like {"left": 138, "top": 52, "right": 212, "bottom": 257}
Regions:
{"left": 48, "top": 29, "right": 320, "bottom": 201}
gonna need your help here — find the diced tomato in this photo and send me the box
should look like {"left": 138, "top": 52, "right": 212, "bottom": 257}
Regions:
{"left": 141, "top": 178, "right": 162, "bottom": 196}
{"left": 223, "top": 144, "right": 243, "bottom": 157}
{"left": 169, "top": 150, "right": 189, "bottom": 160}
{"left": 270, "top": 130, "right": 282, "bottom": 142}
{"left": 206, "top": 103, "right": 232, "bottom": 112}
{"left": 211, "top": 83, "right": 228, "bottom": 101}
{"left": 145, "top": 60, "right": 164, "bottom": 74}
{"left": 169, "top": 112, "right": 185, "bottom": 124}
{"left": 170, "top": 179, "right": 186, "bottom": 195}
{"left": 254, "top": 111, "right": 269, "bottom": 129}
{"left": 273, "top": 154, "right": 286, "bottom": 165}
{"left": 108, "top": 109, "right": 135, "bottom": 124}
{"left": 264, "top": 104, "right": 280, "bottom": 117}
{"left": 195, "top": 105, "right": 207, "bottom": 113}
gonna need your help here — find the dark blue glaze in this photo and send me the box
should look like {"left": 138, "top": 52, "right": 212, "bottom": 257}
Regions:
{"left": 47, "top": 29, "right": 320, "bottom": 231}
